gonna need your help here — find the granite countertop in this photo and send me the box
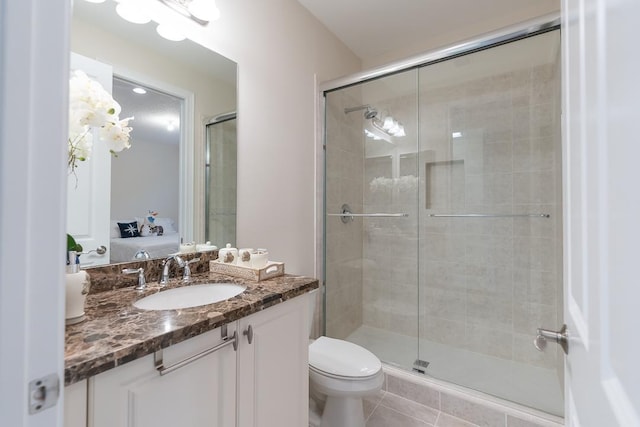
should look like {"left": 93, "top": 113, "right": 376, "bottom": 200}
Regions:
{"left": 64, "top": 271, "right": 318, "bottom": 386}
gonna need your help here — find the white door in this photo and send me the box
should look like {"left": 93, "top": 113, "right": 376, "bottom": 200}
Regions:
{"left": 67, "top": 53, "right": 112, "bottom": 266}
{"left": 0, "top": 0, "right": 68, "bottom": 426}
{"left": 562, "top": 0, "right": 640, "bottom": 425}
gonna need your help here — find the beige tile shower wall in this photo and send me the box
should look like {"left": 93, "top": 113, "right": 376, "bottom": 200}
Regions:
{"left": 325, "top": 89, "right": 365, "bottom": 340}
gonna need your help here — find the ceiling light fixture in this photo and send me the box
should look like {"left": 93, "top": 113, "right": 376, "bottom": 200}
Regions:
{"left": 83, "top": 0, "right": 107, "bottom": 3}
{"left": 156, "top": 0, "right": 220, "bottom": 25}
{"left": 132, "top": 87, "right": 147, "bottom": 94}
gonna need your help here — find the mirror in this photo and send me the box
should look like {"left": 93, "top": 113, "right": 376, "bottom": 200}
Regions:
{"left": 70, "top": 0, "right": 237, "bottom": 265}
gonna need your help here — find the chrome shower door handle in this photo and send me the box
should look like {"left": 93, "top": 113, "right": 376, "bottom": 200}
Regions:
{"left": 534, "top": 324, "right": 569, "bottom": 355}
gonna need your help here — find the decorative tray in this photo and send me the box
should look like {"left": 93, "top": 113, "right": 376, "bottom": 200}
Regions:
{"left": 209, "top": 260, "right": 285, "bottom": 282}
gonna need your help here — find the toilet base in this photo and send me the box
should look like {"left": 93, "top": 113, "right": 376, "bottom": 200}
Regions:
{"left": 319, "top": 395, "right": 365, "bottom": 427}
{"left": 309, "top": 398, "right": 322, "bottom": 427}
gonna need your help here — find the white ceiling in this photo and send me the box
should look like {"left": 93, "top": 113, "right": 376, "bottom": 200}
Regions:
{"left": 296, "top": 0, "right": 559, "bottom": 63}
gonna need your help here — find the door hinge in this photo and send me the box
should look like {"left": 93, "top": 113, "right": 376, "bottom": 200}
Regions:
{"left": 29, "top": 373, "right": 59, "bottom": 414}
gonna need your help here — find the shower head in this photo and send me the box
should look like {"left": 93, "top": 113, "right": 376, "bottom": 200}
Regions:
{"left": 344, "top": 104, "right": 378, "bottom": 119}
{"left": 363, "top": 106, "right": 378, "bottom": 119}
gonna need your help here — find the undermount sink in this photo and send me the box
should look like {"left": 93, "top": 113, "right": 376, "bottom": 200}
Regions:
{"left": 133, "top": 283, "right": 246, "bottom": 310}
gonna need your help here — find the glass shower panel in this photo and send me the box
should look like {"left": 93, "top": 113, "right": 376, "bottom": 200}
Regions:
{"left": 205, "top": 116, "right": 237, "bottom": 246}
{"left": 417, "top": 30, "right": 563, "bottom": 415}
{"left": 324, "top": 69, "right": 420, "bottom": 370}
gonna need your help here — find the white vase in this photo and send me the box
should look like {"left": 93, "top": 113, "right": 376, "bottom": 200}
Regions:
{"left": 65, "top": 265, "right": 90, "bottom": 325}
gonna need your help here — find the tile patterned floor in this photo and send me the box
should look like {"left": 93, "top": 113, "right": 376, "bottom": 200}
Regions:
{"left": 365, "top": 390, "right": 480, "bottom": 427}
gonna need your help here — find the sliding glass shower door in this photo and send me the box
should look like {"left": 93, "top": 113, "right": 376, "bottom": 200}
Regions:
{"left": 323, "top": 28, "right": 563, "bottom": 416}
{"left": 324, "top": 69, "right": 421, "bottom": 370}
{"left": 416, "top": 30, "right": 562, "bottom": 415}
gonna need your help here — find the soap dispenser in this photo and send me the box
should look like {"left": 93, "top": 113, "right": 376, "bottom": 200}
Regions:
{"left": 65, "top": 251, "right": 90, "bottom": 325}
{"left": 218, "top": 243, "right": 238, "bottom": 264}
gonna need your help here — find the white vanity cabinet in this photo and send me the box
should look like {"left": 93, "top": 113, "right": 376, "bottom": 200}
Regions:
{"left": 237, "top": 294, "right": 309, "bottom": 427}
{"left": 89, "top": 324, "right": 238, "bottom": 427}
{"left": 80, "top": 293, "right": 309, "bottom": 427}
{"left": 64, "top": 380, "right": 87, "bottom": 427}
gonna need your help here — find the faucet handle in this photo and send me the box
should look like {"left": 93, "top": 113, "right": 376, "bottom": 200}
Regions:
{"left": 174, "top": 255, "right": 186, "bottom": 268}
{"left": 182, "top": 258, "right": 201, "bottom": 283}
{"left": 123, "top": 267, "right": 146, "bottom": 291}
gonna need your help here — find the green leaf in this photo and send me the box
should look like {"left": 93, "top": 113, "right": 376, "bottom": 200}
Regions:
{"left": 67, "top": 234, "right": 83, "bottom": 253}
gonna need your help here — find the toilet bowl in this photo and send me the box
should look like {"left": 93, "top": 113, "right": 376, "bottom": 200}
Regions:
{"left": 307, "top": 290, "right": 384, "bottom": 427}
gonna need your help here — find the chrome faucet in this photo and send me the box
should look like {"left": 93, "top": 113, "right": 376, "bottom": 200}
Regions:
{"left": 159, "top": 254, "right": 185, "bottom": 285}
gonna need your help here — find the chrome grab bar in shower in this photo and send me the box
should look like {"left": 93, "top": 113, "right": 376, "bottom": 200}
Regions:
{"left": 328, "top": 213, "right": 409, "bottom": 218}
{"left": 329, "top": 204, "right": 408, "bottom": 223}
{"left": 427, "top": 213, "right": 550, "bottom": 218}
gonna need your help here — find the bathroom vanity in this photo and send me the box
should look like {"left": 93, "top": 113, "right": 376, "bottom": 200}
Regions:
{"left": 63, "top": 267, "right": 318, "bottom": 427}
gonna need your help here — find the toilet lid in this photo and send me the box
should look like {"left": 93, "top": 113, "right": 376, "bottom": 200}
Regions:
{"left": 309, "top": 336, "right": 381, "bottom": 378}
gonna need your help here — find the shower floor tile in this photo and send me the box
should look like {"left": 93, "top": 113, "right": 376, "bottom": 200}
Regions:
{"left": 347, "top": 325, "right": 563, "bottom": 417}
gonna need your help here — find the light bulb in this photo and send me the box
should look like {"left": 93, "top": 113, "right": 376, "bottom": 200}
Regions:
{"left": 382, "top": 116, "right": 394, "bottom": 131}
{"left": 156, "top": 24, "right": 186, "bottom": 41}
{"left": 389, "top": 122, "right": 400, "bottom": 135}
{"left": 188, "top": 0, "right": 221, "bottom": 22}
{"left": 393, "top": 125, "right": 406, "bottom": 137}
{"left": 115, "top": 2, "right": 151, "bottom": 24}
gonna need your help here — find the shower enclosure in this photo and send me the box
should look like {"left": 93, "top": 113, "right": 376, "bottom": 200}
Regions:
{"left": 323, "top": 24, "right": 563, "bottom": 416}
{"left": 205, "top": 113, "right": 237, "bottom": 246}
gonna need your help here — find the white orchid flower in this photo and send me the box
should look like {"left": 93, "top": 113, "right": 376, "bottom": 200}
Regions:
{"left": 68, "top": 70, "right": 133, "bottom": 175}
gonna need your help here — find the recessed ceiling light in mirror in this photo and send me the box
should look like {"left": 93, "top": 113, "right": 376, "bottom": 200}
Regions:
{"left": 167, "top": 120, "right": 178, "bottom": 131}
{"left": 132, "top": 87, "right": 147, "bottom": 94}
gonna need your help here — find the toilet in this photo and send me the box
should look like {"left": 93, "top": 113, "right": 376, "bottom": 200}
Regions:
{"left": 307, "top": 290, "right": 384, "bottom": 427}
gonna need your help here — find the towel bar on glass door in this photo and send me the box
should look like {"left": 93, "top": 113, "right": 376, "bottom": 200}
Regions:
{"left": 427, "top": 213, "right": 550, "bottom": 218}
{"left": 328, "top": 204, "right": 409, "bottom": 223}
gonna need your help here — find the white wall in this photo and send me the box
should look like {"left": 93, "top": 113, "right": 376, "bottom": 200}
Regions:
{"left": 212, "top": 0, "right": 361, "bottom": 275}
{"left": 110, "top": 138, "right": 180, "bottom": 224}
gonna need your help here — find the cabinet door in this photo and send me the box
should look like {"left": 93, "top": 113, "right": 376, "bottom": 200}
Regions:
{"left": 64, "top": 380, "right": 87, "bottom": 427}
{"left": 89, "top": 325, "right": 237, "bottom": 427}
{"left": 237, "top": 295, "right": 309, "bottom": 427}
